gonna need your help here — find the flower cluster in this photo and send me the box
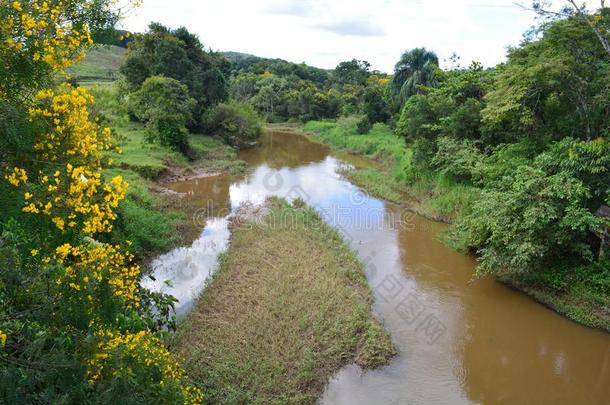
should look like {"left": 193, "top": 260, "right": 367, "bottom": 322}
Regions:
{"left": 89, "top": 329, "right": 203, "bottom": 404}
{"left": 0, "top": 0, "right": 94, "bottom": 98}
{"left": 2, "top": 0, "right": 92, "bottom": 67}
{"left": 4, "top": 167, "right": 28, "bottom": 186}
{"left": 51, "top": 241, "right": 141, "bottom": 308}
{"left": 8, "top": 85, "right": 127, "bottom": 235}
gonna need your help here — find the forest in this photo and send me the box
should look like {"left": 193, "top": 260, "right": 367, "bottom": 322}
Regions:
{"left": 0, "top": 0, "right": 609, "bottom": 403}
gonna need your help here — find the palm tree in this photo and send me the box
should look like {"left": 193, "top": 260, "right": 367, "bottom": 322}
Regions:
{"left": 392, "top": 48, "right": 439, "bottom": 105}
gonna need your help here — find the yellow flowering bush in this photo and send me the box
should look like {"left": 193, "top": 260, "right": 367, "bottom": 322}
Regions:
{"left": 88, "top": 329, "right": 203, "bottom": 404}
{"left": 5, "top": 85, "right": 128, "bottom": 235}
{"left": 51, "top": 241, "right": 141, "bottom": 308}
{"left": 0, "top": 0, "right": 93, "bottom": 98}
{"left": 0, "top": 1, "right": 203, "bottom": 402}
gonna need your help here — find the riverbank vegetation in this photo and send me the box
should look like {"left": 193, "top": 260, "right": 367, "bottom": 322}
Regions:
{"left": 176, "top": 199, "right": 395, "bottom": 403}
{"left": 237, "top": 5, "right": 610, "bottom": 330}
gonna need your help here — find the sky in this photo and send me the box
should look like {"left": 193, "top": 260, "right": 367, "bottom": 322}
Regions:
{"left": 121, "top": 0, "right": 550, "bottom": 72}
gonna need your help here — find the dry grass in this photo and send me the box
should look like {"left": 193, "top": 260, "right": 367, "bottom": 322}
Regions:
{"left": 175, "top": 199, "right": 395, "bottom": 404}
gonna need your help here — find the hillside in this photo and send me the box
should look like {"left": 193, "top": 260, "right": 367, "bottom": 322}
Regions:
{"left": 66, "top": 44, "right": 127, "bottom": 83}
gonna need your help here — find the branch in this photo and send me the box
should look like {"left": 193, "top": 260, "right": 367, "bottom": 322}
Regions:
{"left": 567, "top": 0, "right": 610, "bottom": 57}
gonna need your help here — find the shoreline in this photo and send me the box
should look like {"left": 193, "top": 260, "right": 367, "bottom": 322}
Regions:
{"left": 297, "top": 122, "right": 610, "bottom": 334}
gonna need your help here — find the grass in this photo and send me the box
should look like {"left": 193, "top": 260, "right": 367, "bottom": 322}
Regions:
{"left": 175, "top": 199, "right": 396, "bottom": 404}
{"left": 66, "top": 45, "right": 127, "bottom": 83}
{"left": 103, "top": 167, "right": 186, "bottom": 257}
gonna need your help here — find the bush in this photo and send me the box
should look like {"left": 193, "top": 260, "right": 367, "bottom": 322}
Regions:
{"left": 129, "top": 76, "right": 195, "bottom": 150}
{"left": 337, "top": 114, "right": 360, "bottom": 134}
{"left": 432, "top": 137, "right": 483, "bottom": 182}
{"left": 356, "top": 115, "right": 372, "bottom": 134}
{"left": 203, "top": 101, "right": 262, "bottom": 147}
{"left": 452, "top": 165, "right": 601, "bottom": 274}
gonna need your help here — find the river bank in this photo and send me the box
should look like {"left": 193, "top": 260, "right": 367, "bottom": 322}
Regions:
{"left": 91, "top": 83, "right": 247, "bottom": 264}
{"left": 300, "top": 120, "right": 610, "bottom": 333}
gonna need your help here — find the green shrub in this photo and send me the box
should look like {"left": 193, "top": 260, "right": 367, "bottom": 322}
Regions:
{"left": 129, "top": 76, "right": 195, "bottom": 150}
{"left": 432, "top": 137, "right": 483, "bottom": 182}
{"left": 356, "top": 115, "right": 372, "bottom": 134}
{"left": 204, "top": 101, "right": 262, "bottom": 147}
{"left": 452, "top": 164, "right": 602, "bottom": 274}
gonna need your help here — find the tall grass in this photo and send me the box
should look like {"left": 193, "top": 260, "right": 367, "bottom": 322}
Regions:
{"left": 176, "top": 199, "right": 395, "bottom": 403}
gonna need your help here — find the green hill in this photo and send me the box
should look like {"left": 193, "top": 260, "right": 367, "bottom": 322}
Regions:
{"left": 67, "top": 44, "right": 127, "bottom": 84}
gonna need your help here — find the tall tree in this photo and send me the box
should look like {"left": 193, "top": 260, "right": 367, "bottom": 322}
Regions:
{"left": 333, "top": 59, "right": 371, "bottom": 86}
{"left": 392, "top": 48, "right": 439, "bottom": 105}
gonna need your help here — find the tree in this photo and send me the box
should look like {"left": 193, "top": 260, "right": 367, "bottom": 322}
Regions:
{"left": 482, "top": 16, "right": 610, "bottom": 142}
{"left": 362, "top": 85, "right": 391, "bottom": 124}
{"left": 129, "top": 76, "right": 195, "bottom": 150}
{"left": 121, "top": 23, "right": 229, "bottom": 130}
{"left": 333, "top": 59, "right": 371, "bottom": 86}
{"left": 391, "top": 48, "right": 439, "bottom": 105}
{"left": 531, "top": 1, "right": 610, "bottom": 57}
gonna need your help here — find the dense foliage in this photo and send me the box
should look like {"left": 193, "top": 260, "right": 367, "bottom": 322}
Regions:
{"left": 226, "top": 53, "right": 392, "bottom": 125}
{"left": 392, "top": 11, "right": 610, "bottom": 286}
{"left": 121, "top": 22, "right": 230, "bottom": 131}
{"left": 0, "top": 1, "right": 202, "bottom": 402}
{"left": 129, "top": 76, "right": 195, "bottom": 150}
{"left": 203, "top": 101, "right": 263, "bottom": 147}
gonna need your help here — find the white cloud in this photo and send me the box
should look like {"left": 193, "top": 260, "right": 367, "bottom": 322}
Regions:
{"left": 121, "top": 0, "right": 546, "bottom": 72}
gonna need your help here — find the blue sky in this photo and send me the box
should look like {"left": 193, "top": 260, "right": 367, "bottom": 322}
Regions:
{"left": 122, "top": 0, "right": 543, "bottom": 72}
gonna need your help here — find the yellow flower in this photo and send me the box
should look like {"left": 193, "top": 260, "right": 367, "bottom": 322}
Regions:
{"left": 0, "top": 330, "right": 6, "bottom": 346}
{"left": 31, "top": 249, "right": 39, "bottom": 257}
{"left": 52, "top": 217, "right": 65, "bottom": 230}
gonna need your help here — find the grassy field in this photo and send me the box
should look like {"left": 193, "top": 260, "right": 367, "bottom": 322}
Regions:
{"left": 67, "top": 45, "right": 127, "bottom": 83}
{"left": 175, "top": 199, "right": 396, "bottom": 404}
{"left": 302, "top": 120, "right": 478, "bottom": 222}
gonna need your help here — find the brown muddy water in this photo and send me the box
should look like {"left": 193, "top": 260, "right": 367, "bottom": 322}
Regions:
{"left": 145, "top": 130, "right": 610, "bottom": 404}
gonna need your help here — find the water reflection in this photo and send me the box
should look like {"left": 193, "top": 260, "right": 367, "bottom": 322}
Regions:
{"left": 142, "top": 217, "right": 230, "bottom": 316}
{"left": 148, "top": 130, "right": 610, "bottom": 404}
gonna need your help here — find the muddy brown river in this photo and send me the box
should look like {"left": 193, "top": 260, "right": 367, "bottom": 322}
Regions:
{"left": 146, "top": 130, "right": 610, "bottom": 404}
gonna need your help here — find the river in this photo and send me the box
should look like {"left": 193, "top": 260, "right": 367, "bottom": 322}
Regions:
{"left": 145, "top": 130, "right": 610, "bottom": 404}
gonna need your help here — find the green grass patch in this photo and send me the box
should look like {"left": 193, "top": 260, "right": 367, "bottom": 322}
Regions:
{"left": 67, "top": 45, "right": 126, "bottom": 83}
{"left": 175, "top": 199, "right": 395, "bottom": 404}
{"left": 303, "top": 120, "right": 405, "bottom": 160}
{"left": 102, "top": 168, "right": 185, "bottom": 257}
{"left": 408, "top": 173, "right": 480, "bottom": 222}
{"left": 342, "top": 168, "right": 403, "bottom": 203}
